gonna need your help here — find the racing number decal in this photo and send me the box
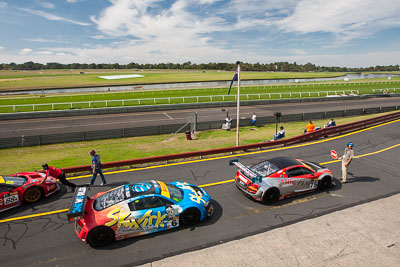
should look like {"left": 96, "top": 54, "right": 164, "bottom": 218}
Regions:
{"left": 167, "top": 218, "right": 179, "bottom": 228}
{"left": 309, "top": 181, "right": 318, "bottom": 189}
{"left": 4, "top": 193, "right": 19, "bottom": 205}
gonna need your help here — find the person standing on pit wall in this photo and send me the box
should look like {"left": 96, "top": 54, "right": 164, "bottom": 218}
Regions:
{"left": 89, "top": 150, "right": 107, "bottom": 186}
{"left": 304, "top": 120, "right": 315, "bottom": 133}
{"left": 39, "top": 163, "right": 76, "bottom": 192}
{"left": 338, "top": 142, "right": 355, "bottom": 184}
{"left": 251, "top": 113, "right": 257, "bottom": 126}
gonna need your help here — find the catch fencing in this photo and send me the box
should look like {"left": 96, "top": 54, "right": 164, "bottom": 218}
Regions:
{"left": 0, "top": 105, "right": 398, "bottom": 149}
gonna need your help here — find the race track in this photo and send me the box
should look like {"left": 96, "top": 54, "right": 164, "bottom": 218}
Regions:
{"left": 0, "top": 119, "right": 399, "bottom": 266}
{"left": 0, "top": 97, "right": 399, "bottom": 138}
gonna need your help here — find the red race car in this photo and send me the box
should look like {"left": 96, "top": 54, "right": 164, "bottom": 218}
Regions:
{"left": 0, "top": 172, "right": 60, "bottom": 212}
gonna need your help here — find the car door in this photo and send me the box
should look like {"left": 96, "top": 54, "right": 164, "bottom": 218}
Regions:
{"left": 128, "top": 196, "right": 169, "bottom": 235}
{"left": 286, "top": 167, "right": 316, "bottom": 192}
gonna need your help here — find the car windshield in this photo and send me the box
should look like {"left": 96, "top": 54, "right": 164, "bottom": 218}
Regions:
{"left": 302, "top": 161, "right": 325, "bottom": 172}
{"left": 250, "top": 161, "right": 280, "bottom": 177}
{"left": 0, "top": 176, "right": 27, "bottom": 187}
{"left": 94, "top": 186, "right": 126, "bottom": 211}
{"left": 166, "top": 184, "right": 183, "bottom": 203}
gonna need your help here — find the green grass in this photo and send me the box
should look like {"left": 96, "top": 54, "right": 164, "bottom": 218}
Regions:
{"left": 0, "top": 80, "right": 399, "bottom": 113}
{"left": 0, "top": 69, "right": 351, "bottom": 91}
{"left": 0, "top": 111, "right": 394, "bottom": 174}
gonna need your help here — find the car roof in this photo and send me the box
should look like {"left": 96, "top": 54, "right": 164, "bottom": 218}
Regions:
{"left": 267, "top": 157, "right": 302, "bottom": 169}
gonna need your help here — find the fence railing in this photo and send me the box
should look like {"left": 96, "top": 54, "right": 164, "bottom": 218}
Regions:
{"left": 60, "top": 110, "right": 400, "bottom": 173}
{"left": 0, "top": 89, "right": 361, "bottom": 113}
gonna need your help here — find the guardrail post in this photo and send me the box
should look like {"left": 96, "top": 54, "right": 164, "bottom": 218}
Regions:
{"left": 38, "top": 136, "right": 41, "bottom": 146}
{"left": 33, "top": 104, "right": 35, "bottom": 111}
{"left": 21, "top": 135, "right": 24, "bottom": 147}
{"left": 13, "top": 105, "right": 16, "bottom": 112}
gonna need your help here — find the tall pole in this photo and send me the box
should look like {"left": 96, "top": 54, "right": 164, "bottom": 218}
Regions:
{"left": 236, "top": 61, "right": 241, "bottom": 146}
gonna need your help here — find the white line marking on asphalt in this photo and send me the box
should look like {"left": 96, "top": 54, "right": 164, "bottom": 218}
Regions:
{"left": 163, "top": 112, "right": 174, "bottom": 120}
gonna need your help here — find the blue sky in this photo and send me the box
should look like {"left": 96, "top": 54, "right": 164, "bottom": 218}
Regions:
{"left": 0, "top": 0, "right": 399, "bottom": 67}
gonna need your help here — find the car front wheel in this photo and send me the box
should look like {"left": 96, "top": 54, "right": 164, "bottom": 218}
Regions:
{"left": 318, "top": 176, "right": 332, "bottom": 190}
{"left": 180, "top": 208, "right": 201, "bottom": 226}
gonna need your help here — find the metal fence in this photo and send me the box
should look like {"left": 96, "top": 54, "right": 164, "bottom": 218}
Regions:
{"left": 0, "top": 105, "right": 398, "bottom": 149}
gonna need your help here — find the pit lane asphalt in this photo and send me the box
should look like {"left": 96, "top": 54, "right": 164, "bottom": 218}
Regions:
{"left": 0, "top": 120, "right": 399, "bottom": 266}
{"left": 0, "top": 97, "right": 399, "bottom": 138}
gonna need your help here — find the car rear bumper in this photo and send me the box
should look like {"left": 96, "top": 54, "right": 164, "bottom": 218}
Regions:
{"left": 234, "top": 179, "right": 263, "bottom": 201}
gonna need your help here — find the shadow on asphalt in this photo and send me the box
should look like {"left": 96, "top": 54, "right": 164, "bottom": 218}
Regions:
{"left": 345, "top": 176, "right": 380, "bottom": 184}
{"left": 96, "top": 199, "right": 223, "bottom": 251}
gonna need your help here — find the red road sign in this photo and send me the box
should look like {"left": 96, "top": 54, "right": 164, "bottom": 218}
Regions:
{"left": 331, "top": 150, "right": 338, "bottom": 159}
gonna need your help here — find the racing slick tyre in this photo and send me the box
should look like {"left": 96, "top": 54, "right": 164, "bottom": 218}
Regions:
{"left": 87, "top": 226, "right": 115, "bottom": 248}
{"left": 318, "top": 176, "right": 332, "bottom": 190}
{"left": 180, "top": 208, "right": 201, "bottom": 226}
{"left": 261, "top": 188, "right": 279, "bottom": 205}
{"left": 23, "top": 187, "right": 43, "bottom": 203}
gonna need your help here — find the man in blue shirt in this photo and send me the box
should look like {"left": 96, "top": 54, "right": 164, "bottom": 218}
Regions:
{"left": 89, "top": 150, "right": 107, "bottom": 186}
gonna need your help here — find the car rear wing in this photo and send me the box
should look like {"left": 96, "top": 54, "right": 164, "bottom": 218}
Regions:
{"left": 67, "top": 185, "right": 90, "bottom": 221}
{"left": 229, "top": 159, "right": 262, "bottom": 183}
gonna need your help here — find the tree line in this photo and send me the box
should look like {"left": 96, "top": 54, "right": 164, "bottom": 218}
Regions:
{"left": 1, "top": 61, "right": 399, "bottom": 72}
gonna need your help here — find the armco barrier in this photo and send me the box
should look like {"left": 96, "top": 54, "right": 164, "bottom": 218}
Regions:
{"left": 0, "top": 106, "right": 399, "bottom": 149}
{"left": 61, "top": 111, "right": 400, "bottom": 174}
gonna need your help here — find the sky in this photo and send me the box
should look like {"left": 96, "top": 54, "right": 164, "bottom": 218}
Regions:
{"left": 0, "top": 0, "right": 400, "bottom": 67}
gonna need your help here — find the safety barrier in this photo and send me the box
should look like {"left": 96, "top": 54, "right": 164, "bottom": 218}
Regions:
{"left": 61, "top": 111, "right": 400, "bottom": 174}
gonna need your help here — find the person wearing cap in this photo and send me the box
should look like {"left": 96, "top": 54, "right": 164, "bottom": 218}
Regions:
{"left": 89, "top": 150, "right": 107, "bottom": 186}
{"left": 338, "top": 142, "right": 355, "bottom": 183}
{"left": 39, "top": 163, "right": 76, "bottom": 191}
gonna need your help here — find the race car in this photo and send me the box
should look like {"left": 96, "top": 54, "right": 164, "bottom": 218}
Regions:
{"left": 230, "top": 157, "right": 334, "bottom": 204}
{"left": 0, "top": 172, "right": 59, "bottom": 212}
{"left": 67, "top": 180, "right": 214, "bottom": 248}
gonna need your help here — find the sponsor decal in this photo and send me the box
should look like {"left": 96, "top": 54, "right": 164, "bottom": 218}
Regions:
{"left": 175, "top": 182, "right": 206, "bottom": 205}
{"left": 106, "top": 208, "right": 168, "bottom": 234}
{"left": 132, "top": 183, "right": 151, "bottom": 193}
{"left": 72, "top": 187, "right": 87, "bottom": 213}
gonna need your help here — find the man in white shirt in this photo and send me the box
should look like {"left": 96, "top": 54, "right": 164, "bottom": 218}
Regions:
{"left": 251, "top": 113, "right": 256, "bottom": 126}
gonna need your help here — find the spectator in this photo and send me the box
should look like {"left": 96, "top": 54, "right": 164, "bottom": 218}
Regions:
{"left": 222, "top": 116, "right": 232, "bottom": 130}
{"left": 89, "top": 150, "right": 107, "bottom": 186}
{"left": 304, "top": 121, "right": 315, "bottom": 133}
{"left": 39, "top": 163, "right": 76, "bottom": 192}
{"left": 273, "top": 126, "right": 285, "bottom": 140}
{"left": 251, "top": 113, "right": 256, "bottom": 126}
{"left": 325, "top": 118, "right": 336, "bottom": 128}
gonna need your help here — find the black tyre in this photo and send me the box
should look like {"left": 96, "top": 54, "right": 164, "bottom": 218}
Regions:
{"left": 261, "top": 188, "right": 279, "bottom": 205}
{"left": 87, "top": 226, "right": 115, "bottom": 248}
{"left": 179, "top": 208, "right": 201, "bottom": 226}
{"left": 318, "top": 176, "right": 332, "bottom": 190}
{"left": 23, "top": 187, "right": 43, "bottom": 203}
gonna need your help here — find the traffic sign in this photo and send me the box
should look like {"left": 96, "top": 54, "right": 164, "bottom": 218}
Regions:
{"left": 331, "top": 150, "right": 338, "bottom": 159}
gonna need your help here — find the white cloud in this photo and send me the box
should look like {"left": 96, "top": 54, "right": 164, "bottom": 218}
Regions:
{"left": 20, "top": 48, "right": 33, "bottom": 54}
{"left": 0, "top": 1, "right": 7, "bottom": 8}
{"left": 24, "top": 38, "right": 68, "bottom": 44}
{"left": 0, "top": 46, "right": 4, "bottom": 49}
{"left": 36, "top": 50, "right": 54, "bottom": 55}
{"left": 19, "top": 7, "right": 90, "bottom": 26}
{"left": 38, "top": 1, "right": 56, "bottom": 9}
{"left": 66, "top": 0, "right": 81, "bottom": 3}
{"left": 277, "top": 0, "right": 400, "bottom": 44}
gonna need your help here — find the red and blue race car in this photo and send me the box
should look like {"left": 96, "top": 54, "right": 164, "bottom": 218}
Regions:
{"left": 0, "top": 172, "right": 59, "bottom": 212}
{"left": 67, "top": 180, "right": 214, "bottom": 247}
